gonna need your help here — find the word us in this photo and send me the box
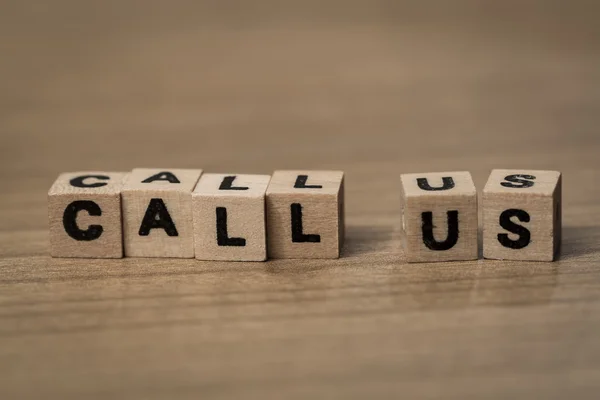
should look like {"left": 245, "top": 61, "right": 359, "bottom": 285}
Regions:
{"left": 48, "top": 169, "right": 561, "bottom": 263}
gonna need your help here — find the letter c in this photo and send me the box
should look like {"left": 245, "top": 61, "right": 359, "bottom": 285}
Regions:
{"left": 63, "top": 200, "right": 104, "bottom": 241}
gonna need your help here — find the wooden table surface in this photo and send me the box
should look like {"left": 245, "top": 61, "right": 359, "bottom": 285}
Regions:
{"left": 1, "top": 1, "right": 599, "bottom": 398}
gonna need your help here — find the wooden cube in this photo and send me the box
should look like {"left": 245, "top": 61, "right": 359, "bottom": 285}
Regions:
{"left": 192, "top": 174, "right": 271, "bottom": 261}
{"left": 122, "top": 168, "right": 202, "bottom": 258}
{"left": 483, "top": 169, "right": 562, "bottom": 261}
{"left": 48, "top": 172, "right": 127, "bottom": 258}
{"left": 400, "top": 171, "right": 478, "bottom": 263}
{"left": 266, "top": 170, "right": 344, "bottom": 259}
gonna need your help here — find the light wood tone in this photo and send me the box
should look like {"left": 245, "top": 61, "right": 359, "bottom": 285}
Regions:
{"left": 400, "top": 171, "right": 478, "bottom": 262}
{"left": 122, "top": 168, "right": 202, "bottom": 258}
{"left": 48, "top": 172, "right": 127, "bottom": 258}
{"left": 483, "top": 169, "right": 562, "bottom": 261}
{"left": 266, "top": 170, "right": 345, "bottom": 259}
{"left": 2, "top": 1, "right": 600, "bottom": 399}
{"left": 192, "top": 174, "right": 270, "bottom": 261}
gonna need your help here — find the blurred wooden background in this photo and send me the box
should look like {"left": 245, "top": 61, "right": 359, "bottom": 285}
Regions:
{"left": 1, "top": 1, "right": 599, "bottom": 398}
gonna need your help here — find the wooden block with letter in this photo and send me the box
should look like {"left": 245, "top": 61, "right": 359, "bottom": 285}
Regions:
{"left": 48, "top": 172, "right": 127, "bottom": 258}
{"left": 400, "top": 171, "right": 478, "bottom": 263}
{"left": 192, "top": 174, "right": 271, "bottom": 261}
{"left": 122, "top": 168, "right": 202, "bottom": 258}
{"left": 483, "top": 169, "right": 562, "bottom": 261}
{"left": 266, "top": 170, "right": 344, "bottom": 259}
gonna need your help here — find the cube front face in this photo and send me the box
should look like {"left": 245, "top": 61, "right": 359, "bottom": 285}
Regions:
{"left": 192, "top": 174, "right": 270, "bottom": 261}
{"left": 266, "top": 170, "right": 344, "bottom": 259}
{"left": 122, "top": 168, "right": 202, "bottom": 258}
{"left": 400, "top": 171, "right": 478, "bottom": 263}
{"left": 483, "top": 169, "right": 561, "bottom": 261}
{"left": 48, "top": 172, "right": 126, "bottom": 258}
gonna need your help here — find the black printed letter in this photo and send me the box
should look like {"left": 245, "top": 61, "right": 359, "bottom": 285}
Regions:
{"left": 497, "top": 209, "right": 531, "bottom": 249}
{"left": 216, "top": 207, "right": 246, "bottom": 246}
{"left": 63, "top": 200, "right": 104, "bottom": 241}
{"left": 294, "top": 175, "right": 322, "bottom": 189}
{"left": 219, "top": 176, "right": 249, "bottom": 191}
{"left": 138, "top": 199, "right": 179, "bottom": 236}
{"left": 142, "top": 172, "right": 180, "bottom": 184}
{"left": 501, "top": 174, "right": 536, "bottom": 188}
{"left": 417, "top": 177, "right": 455, "bottom": 191}
{"left": 69, "top": 175, "right": 110, "bottom": 188}
{"left": 421, "top": 211, "right": 459, "bottom": 250}
{"left": 291, "top": 203, "right": 321, "bottom": 243}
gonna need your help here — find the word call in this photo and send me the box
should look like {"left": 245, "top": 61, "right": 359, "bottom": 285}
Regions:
{"left": 49, "top": 169, "right": 344, "bottom": 261}
{"left": 48, "top": 169, "right": 561, "bottom": 262}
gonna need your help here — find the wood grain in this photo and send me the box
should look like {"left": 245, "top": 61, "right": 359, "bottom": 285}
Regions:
{"left": 1, "top": 1, "right": 600, "bottom": 399}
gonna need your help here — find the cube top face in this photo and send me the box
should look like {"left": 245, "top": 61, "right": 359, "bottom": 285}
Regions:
{"left": 266, "top": 170, "right": 344, "bottom": 196}
{"left": 193, "top": 174, "right": 271, "bottom": 198}
{"left": 400, "top": 171, "right": 476, "bottom": 199}
{"left": 124, "top": 168, "right": 203, "bottom": 192}
{"left": 48, "top": 172, "right": 127, "bottom": 196}
{"left": 483, "top": 169, "right": 561, "bottom": 197}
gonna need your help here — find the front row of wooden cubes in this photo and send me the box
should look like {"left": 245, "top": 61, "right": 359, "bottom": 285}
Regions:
{"left": 50, "top": 169, "right": 559, "bottom": 262}
{"left": 49, "top": 170, "right": 345, "bottom": 260}
{"left": 400, "top": 171, "right": 478, "bottom": 263}
{"left": 483, "top": 169, "right": 561, "bottom": 262}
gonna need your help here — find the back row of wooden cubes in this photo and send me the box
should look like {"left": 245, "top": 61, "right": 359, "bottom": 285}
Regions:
{"left": 400, "top": 169, "right": 561, "bottom": 263}
{"left": 48, "top": 169, "right": 345, "bottom": 260}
